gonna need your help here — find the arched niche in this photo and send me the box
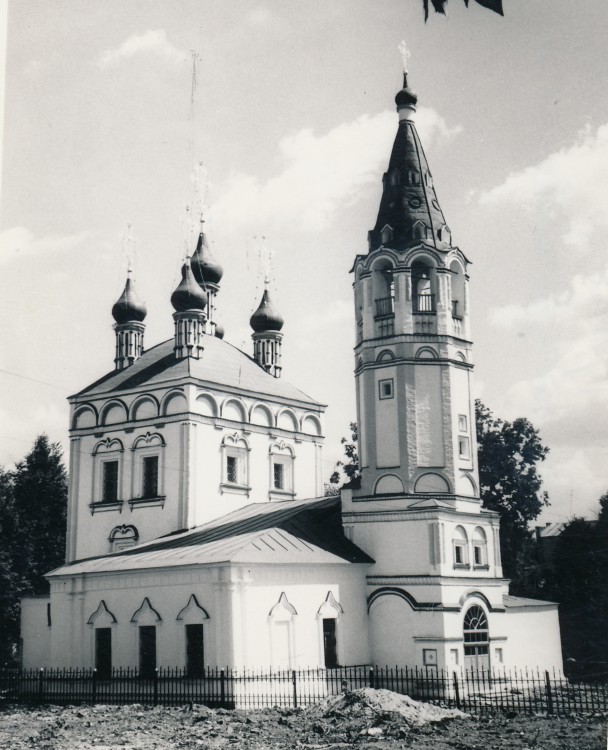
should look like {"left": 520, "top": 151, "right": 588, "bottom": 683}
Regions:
{"left": 195, "top": 393, "right": 218, "bottom": 418}
{"left": 277, "top": 409, "right": 298, "bottom": 432}
{"left": 72, "top": 405, "right": 97, "bottom": 430}
{"left": 161, "top": 391, "right": 188, "bottom": 417}
{"left": 250, "top": 403, "right": 274, "bottom": 427}
{"left": 100, "top": 401, "right": 128, "bottom": 426}
{"left": 414, "top": 472, "right": 451, "bottom": 493}
{"left": 222, "top": 398, "right": 247, "bottom": 423}
{"left": 301, "top": 414, "right": 322, "bottom": 436}
{"left": 377, "top": 349, "right": 395, "bottom": 362}
{"left": 131, "top": 396, "right": 159, "bottom": 421}
{"left": 374, "top": 474, "right": 405, "bottom": 495}
{"left": 416, "top": 346, "right": 438, "bottom": 360}
{"left": 458, "top": 473, "right": 477, "bottom": 497}
{"left": 370, "top": 256, "right": 395, "bottom": 315}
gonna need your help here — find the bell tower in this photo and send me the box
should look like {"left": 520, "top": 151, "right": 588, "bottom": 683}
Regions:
{"left": 341, "top": 72, "right": 504, "bottom": 602}
{"left": 349, "top": 72, "right": 478, "bottom": 505}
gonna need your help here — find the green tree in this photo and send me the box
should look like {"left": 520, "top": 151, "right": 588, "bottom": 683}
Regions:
{"left": 0, "top": 436, "right": 68, "bottom": 665}
{"left": 423, "top": 0, "right": 503, "bottom": 22}
{"left": 475, "top": 400, "right": 550, "bottom": 586}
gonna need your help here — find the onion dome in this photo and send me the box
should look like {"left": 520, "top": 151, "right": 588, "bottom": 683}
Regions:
{"left": 250, "top": 288, "right": 284, "bottom": 332}
{"left": 214, "top": 321, "right": 225, "bottom": 339}
{"left": 171, "top": 260, "right": 208, "bottom": 312}
{"left": 395, "top": 72, "right": 418, "bottom": 109}
{"left": 191, "top": 231, "right": 224, "bottom": 286}
{"left": 111, "top": 274, "right": 147, "bottom": 324}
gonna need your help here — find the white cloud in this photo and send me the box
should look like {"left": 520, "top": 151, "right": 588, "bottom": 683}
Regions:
{"left": 99, "top": 30, "right": 186, "bottom": 68}
{"left": 210, "top": 107, "right": 461, "bottom": 234}
{"left": 480, "top": 123, "right": 608, "bottom": 252}
{"left": 489, "top": 263, "right": 608, "bottom": 430}
{"left": 0, "top": 226, "right": 89, "bottom": 265}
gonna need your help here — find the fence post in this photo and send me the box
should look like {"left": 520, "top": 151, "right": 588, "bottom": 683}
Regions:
{"left": 369, "top": 667, "right": 374, "bottom": 689}
{"left": 452, "top": 672, "right": 461, "bottom": 710}
{"left": 220, "top": 668, "right": 226, "bottom": 707}
{"left": 292, "top": 670, "right": 298, "bottom": 708}
{"left": 153, "top": 668, "right": 159, "bottom": 706}
{"left": 92, "top": 669, "right": 97, "bottom": 705}
{"left": 544, "top": 670, "right": 553, "bottom": 715}
{"left": 38, "top": 668, "right": 44, "bottom": 704}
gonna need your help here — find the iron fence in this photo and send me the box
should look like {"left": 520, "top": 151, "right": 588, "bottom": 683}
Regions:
{"left": 1, "top": 666, "right": 606, "bottom": 715}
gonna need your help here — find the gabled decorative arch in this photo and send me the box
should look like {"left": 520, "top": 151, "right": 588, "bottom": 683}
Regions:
{"left": 108, "top": 524, "right": 138, "bottom": 543}
{"left": 176, "top": 594, "right": 210, "bottom": 622}
{"left": 317, "top": 591, "right": 344, "bottom": 618}
{"left": 131, "top": 432, "right": 165, "bottom": 450}
{"left": 268, "top": 592, "right": 297, "bottom": 618}
{"left": 381, "top": 224, "right": 394, "bottom": 243}
{"left": 130, "top": 597, "right": 162, "bottom": 623}
{"left": 87, "top": 600, "right": 117, "bottom": 626}
{"left": 412, "top": 220, "right": 428, "bottom": 240}
{"left": 72, "top": 404, "right": 98, "bottom": 430}
{"left": 269, "top": 440, "right": 295, "bottom": 457}
{"left": 130, "top": 395, "right": 160, "bottom": 421}
{"left": 99, "top": 399, "right": 128, "bottom": 426}
{"left": 222, "top": 432, "right": 250, "bottom": 450}
{"left": 93, "top": 437, "right": 124, "bottom": 455}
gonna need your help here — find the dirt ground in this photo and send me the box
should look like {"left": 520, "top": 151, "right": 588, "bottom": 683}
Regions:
{"left": 0, "top": 688, "right": 606, "bottom": 750}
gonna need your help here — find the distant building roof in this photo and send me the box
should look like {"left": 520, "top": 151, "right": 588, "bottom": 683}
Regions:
{"left": 48, "top": 496, "right": 373, "bottom": 577}
{"left": 72, "top": 335, "right": 323, "bottom": 408}
{"left": 535, "top": 522, "right": 566, "bottom": 539}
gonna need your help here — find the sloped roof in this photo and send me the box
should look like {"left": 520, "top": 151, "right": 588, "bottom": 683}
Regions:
{"left": 503, "top": 595, "right": 557, "bottom": 609}
{"left": 536, "top": 522, "right": 566, "bottom": 539}
{"left": 48, "top": 496, "right": 373, "bottom": 577}
{"left": 73, "top": 335, "right": 322, "bottom": 407}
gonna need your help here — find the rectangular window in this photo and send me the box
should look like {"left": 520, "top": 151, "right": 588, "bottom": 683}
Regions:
{"left": 458, "top": 436, "right": 470, "bottom": 459}
{"left": 186, "top": 624, "right": 205, "bottom": 677}
{"left": 378, "top": 379, "right": 394, "bottom": 400}
{"left": 454, "top": 544, "right": 464, "bottom": 565}
{"left": 226, "top": 455, "right": 238, "bottom": 484}
{"left": 322, "top": 618, "right": 338, "bottom": 668}
{"left": 142, "top": 456, "right": 159, "bottom": 498}
{"left": 474, "top": 545, "right": 482, "bottom": 566}
{"left": 273, "top": 462, "right": 284, "bottom": 490}
{"left": 95, "top": 628, "right": 112, "bottom": 678}
{"left": 139, "top": 625, "right": 156, "bottom": 679}
{"left": 458, "top": 414, "right": 468, "bottom": 432}
{"left": 102, "top": 461, "right": 119, "bottom": 503}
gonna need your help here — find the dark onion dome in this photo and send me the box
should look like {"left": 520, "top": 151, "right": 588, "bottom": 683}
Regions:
{"left": 395, "top": 72, "right": 418, "bottom": 109}
{"left": 191, "top": 231, "right": 224, "bottom": 286}
{"left": 112, "top": 274, "right": 147, "bottom": 324}
{"left": 250, "top": 288, "right": 284, "bottom": 332}
{"left": 171, "top": 260, "right": 208, "bottom": 312}
{"left": 214, "top": 321, "right": 225, "bottom": 339}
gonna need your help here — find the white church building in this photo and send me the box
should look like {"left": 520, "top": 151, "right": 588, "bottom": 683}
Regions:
{"left": 21, "top": 74, "right": 563, "bottom": 676}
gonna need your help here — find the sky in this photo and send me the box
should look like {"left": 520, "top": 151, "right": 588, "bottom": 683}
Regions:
{"left": 1, "top": 0, "right": 607, "bottom": 523}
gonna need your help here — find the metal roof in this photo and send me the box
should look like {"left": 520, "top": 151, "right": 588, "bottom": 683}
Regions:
{"left": 73, "top": 335, "right": 323, "bottom": 407}
{"left": 503, "top": 595, "right": 557, "bottom": 609}
{"left": 48, "top": 496, "right": 374, "bottom": 577}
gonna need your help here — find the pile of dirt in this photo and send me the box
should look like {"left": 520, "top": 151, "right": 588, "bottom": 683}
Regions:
{"left": 310, "top": 687, "right": 468, "bottom": 728}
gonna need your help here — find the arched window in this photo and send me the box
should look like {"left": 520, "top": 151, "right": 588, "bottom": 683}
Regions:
{"left": 221, "top": 434, "right": 250, "bottom": 495}
{"left": 453, "top": 526, "right": 469, "bottom": 567}
{"left": 463, "top": 605, "right": 489, "bottom": 670}
{"left": 472, "top": 527, "right": 488, "bottom": 567}
{"left": 269, "top": 442, "right": 295, "bottom": 500}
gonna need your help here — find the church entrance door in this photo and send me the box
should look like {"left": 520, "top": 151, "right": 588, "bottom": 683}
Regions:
{"left": 186, "top": 624, "right": 205, "bottom": 676}
{"left": 95, "top": 628, "right": 112, "bottom": 678}
{"left": 139, "top": 625, "right": 156, "bottom": 678}
{"left": 322, "top": 619, "right": 338, "bottom": 668}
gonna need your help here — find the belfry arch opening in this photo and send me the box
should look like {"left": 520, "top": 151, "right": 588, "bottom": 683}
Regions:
{"left": 411, "top": 260, "right": 435, "bottom": 314}
{"left": 450, "top": 260, "right": 466, "bottom": 320}
{"left": 371, "top": 258, "right": 395, "bottom": 337}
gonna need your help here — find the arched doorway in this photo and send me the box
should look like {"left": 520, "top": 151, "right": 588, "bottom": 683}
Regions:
{"left": 463, "top": 604, "right": 490, "bottom": 671}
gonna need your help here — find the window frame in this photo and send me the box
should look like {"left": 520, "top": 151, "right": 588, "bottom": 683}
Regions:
{"left": 220, "top": 434, "right": 251, "bottom": 496}
{"left": 378, "top": 378, "right": 394, "bottom": 400}
{"left": 269, "top": 442, "right": 295, "bottom": 501}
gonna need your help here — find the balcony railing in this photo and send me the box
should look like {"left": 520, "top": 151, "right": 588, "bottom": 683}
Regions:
{"left": 413, "top": 293, "right": 436, "bottom": 313}
{"left": 375, "top": 296, "right": 394, "bottom": 318}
